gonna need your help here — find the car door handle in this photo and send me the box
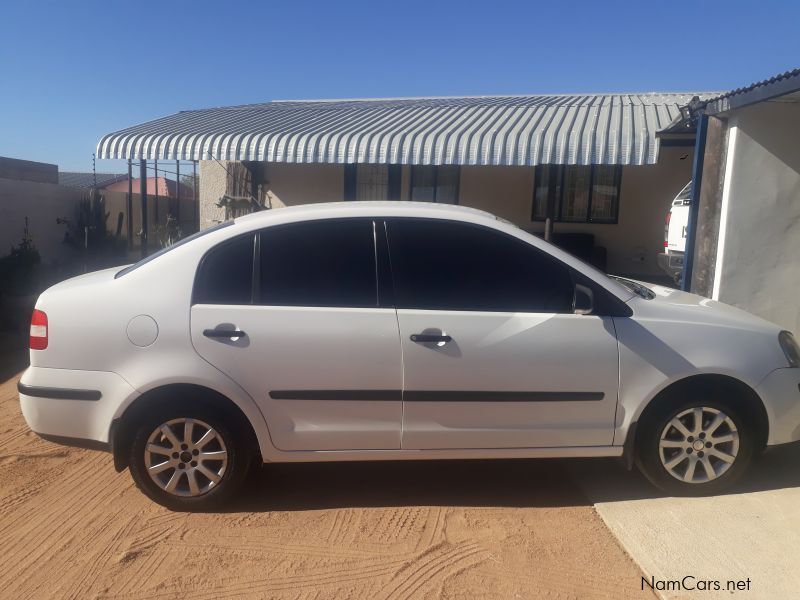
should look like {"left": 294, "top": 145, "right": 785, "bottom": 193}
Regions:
{"left": 410, "top": 333, "right": 452, "bottom": 344}
{"left": 203, "top": 328, "right": 246, "bottom": 338}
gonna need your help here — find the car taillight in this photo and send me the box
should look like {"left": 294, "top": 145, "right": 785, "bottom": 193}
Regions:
{"left": 30, "top": 309, "right": 48, "bottom": 350}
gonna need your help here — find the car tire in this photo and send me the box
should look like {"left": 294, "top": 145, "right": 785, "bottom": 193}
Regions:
{"left": 128, "top": 404, "right": 252, "bottom": 511}
{"left": 635, "top": 394, "right": 755, "bottom": 496}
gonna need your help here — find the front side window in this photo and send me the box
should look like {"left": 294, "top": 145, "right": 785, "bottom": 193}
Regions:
{"left": 387, "top": 219, "right": 574, "bottom": 312}
{"left": 259, "top": 219, "right": 377, "bottom": 307}
{"left": 193, "top": 234, "right": 255, "bottom": 304}
{"left": 532, "top": 165, "right": 622, "bottom": 223}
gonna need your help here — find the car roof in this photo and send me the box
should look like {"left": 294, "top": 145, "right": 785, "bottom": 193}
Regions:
{"left": 234, "top": 201, "right": 498, "bottom": 226}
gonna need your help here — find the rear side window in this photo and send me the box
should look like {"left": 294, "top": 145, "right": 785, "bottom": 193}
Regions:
{"left": 259, "top": 219, "right": 377, "bottom": 307}
{"left": 387, "top": 219, "right": 574, "bottom": 312}
{"left": 193, "top": 234, "right": 254, "bottom": 304}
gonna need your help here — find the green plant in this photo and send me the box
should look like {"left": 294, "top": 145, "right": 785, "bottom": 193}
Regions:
{"left": 57, "top": 190, "right": 126, "bottom": 271}
{"left": 154, "top": 213, "right": 183, "bottom": 249}
{"left": 0, "top": 217, "right": 41, "bottom": 296}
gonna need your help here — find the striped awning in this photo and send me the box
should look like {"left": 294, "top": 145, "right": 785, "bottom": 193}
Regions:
{"left": 97, "top": 93, "right": 708, "bottom": 166}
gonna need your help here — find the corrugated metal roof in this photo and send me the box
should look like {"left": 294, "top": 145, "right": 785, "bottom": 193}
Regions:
{"left": 701, "top": 68, "right": 800, "bottom": 115}
{"left": 97, "top": 93, "right": 710, "bottom": 166}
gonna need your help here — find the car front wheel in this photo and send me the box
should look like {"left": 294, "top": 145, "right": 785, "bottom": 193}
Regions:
{"left": 636, "top": 398, "right": 755, "bottom": 495}
{"left": 128, "top": 407, "right": 250, "bottom": 510}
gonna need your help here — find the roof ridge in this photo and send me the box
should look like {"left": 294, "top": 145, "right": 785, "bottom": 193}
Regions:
{"left": 176, "top": 91, "right": 719, "bottom": 113}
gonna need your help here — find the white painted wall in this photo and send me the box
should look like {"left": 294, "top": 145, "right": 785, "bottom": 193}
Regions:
{"left": 713, "top": 100, "right": 800, "bottom": 333}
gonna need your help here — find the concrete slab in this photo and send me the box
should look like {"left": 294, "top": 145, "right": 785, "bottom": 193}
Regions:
{"left": 573, "top": 444, "right": 800, "bottom": 599}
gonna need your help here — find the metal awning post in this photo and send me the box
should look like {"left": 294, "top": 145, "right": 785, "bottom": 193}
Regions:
{"left": 154, "top": 158, "right": 159, "bottom": 227}
{"left": 681, "top": 114, "right": 708, "bottom": 291}
{"left": 140, "top": 160, "right": 148, "bottom": 257}
{"left": 175, "top": 160, "right": 181, "bottom": 225}
{"left": 193, "top": 160, "right": 199, "bottom": 231}
{"left": 543, "top": 165, "right": 556, "bottom": 242}
{"left": 126, "top": 159, "right": 133, "bottom": 252}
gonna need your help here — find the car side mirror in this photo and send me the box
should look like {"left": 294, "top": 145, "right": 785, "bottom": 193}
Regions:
{"left": 573, "top": 283, "right": 594, "bottom": 315}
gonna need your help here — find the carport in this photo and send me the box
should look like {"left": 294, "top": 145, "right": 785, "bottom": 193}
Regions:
{"left": 97, "top": 92, "right": 709, "bottom": 281}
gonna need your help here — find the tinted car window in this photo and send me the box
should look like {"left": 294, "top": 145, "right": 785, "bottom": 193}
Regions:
{"left": 259, "top": 219, "right": 377, "bottom": 307}
{"left": 193, "top": 234, "right": 254, "bottom": 304}
{"left": 387, "top": 219, "right": 574, "bottom": 312}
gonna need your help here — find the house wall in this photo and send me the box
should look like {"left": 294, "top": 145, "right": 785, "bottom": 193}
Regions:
{"left": 199, "top": 146, "right": 693, "bottom": 277}
{"left": 713, "top": 101, "right": 800, "bottom": 333}
{"left": 458, "top": 147, "right": 694, "bottom": 276}
{"left": 265, "top": 163, "right": 344, "bottom": 208}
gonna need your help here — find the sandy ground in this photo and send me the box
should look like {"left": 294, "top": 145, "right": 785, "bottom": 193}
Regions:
{"left": 0, "top": 370, "right": 653, "bottom": 600}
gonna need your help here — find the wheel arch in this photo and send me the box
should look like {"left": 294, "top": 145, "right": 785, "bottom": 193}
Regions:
{"left": 623, "top": 373, "right": 769, "bottom": 468}
{"left": 110, "top": 383, "right": 263, "bottom": 472}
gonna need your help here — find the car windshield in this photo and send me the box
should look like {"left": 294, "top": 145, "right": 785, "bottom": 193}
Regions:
{"left": 115, "top": 220, "right": 234, "bottom": 279}
{"left": 676, "top": 181, "right": 692, "bottom": 201}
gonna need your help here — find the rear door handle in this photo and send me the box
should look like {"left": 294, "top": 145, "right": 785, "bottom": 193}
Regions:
{"left": 410, "top": 333, "right": 452, "bottom": 344}
{"left": 203, "top": 328, "right": 246, "bottom": 338}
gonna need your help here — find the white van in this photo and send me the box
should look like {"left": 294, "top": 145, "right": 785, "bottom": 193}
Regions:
{"left": 658, "top": 182, "right": 692, "bottom": 284}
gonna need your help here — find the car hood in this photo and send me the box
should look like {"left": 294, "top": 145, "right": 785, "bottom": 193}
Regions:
{"left": 626, "top": 281, "right": 781, "bottom": 334}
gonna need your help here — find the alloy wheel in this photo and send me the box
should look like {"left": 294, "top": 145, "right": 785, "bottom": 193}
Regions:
{"left": 144, "top": 418, "right": 228, "bottom": 497}
{"left": 658, "top": 406, "right": 740, "bottom": 484}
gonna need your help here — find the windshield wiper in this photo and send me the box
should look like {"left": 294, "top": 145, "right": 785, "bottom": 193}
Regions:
{"left": 609, "top": 276, "right": 655, "bottom": 300}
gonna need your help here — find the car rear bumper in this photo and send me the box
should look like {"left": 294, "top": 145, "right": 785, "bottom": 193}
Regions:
{"left": 19, "top": 366, "right": 138, "bottom": 445}
{"left": 756, "top": 367, "right": 800, "bottom": 446}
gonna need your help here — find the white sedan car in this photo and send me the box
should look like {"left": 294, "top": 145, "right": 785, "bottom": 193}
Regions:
{"left": 19, "top": 202, "right": 800, "bottom": 510}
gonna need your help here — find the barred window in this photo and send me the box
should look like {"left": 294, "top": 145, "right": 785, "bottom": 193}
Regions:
{"left": 532, "top": 165, "right": 622, "bottom": 224}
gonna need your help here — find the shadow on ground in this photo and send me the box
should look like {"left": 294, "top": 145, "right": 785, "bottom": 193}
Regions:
{"left": 0, "top": 332, "right": 28, "bottom": 382}
{"left": 228, "top": 442, "right": 800, "bottom": 512}
{"left": 570, "top": 441, "right": 800, "bottom": 504}
{"left": 229, "top": 458, "right": 592, "bottom": 512}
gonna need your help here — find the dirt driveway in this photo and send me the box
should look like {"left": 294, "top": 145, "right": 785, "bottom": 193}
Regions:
{"left": 0, "top": 370, "right": 652, "bottom": 599}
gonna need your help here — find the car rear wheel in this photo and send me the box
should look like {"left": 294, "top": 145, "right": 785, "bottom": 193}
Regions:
{"left": 636, "top": 396, "right": 754, "bottom": 496}
{"left": 128, "top": 406, "right": 251, "bottom": 510}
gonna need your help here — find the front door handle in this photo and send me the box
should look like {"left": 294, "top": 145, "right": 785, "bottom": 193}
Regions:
{"left": 410, "top": 333, "right": 452, "bottom": 344}
{"left": 203, "top": 328, "right": 246, "bottom": 338}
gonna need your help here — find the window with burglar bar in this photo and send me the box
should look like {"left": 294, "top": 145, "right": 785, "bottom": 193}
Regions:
{"left": 531, "top": 165, "right": 622, "bottom": 224}
{"left": 410, "top": 165, "right": 459, "bottom": 203}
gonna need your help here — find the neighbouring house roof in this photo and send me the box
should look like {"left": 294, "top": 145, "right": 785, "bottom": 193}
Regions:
{"left": 1, "top": 156, "right": 58, "bottom": 184}
{"left": 58, "top": 172, "right": 193, "bottom": 198}
{"left": 700, "top": 67, "right": 800, "bottom": 115}
{"left": 59, "top": 171, "right": 128, "bottom": 188}
{"left": 102, "top": 177, "right": 193, "bottom": 199}
{"left": 97, "top": 92, "right": 712, "bottom": 167}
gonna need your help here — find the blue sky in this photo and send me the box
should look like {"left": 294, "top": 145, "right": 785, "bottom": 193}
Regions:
{"left": 1, "top": 0, "right": 798, "bottom": 172}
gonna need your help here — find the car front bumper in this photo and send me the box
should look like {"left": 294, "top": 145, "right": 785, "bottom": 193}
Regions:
{"left": 757, "top": 367, "right": 800, "bottom": 446}
{"left": 19, "top": 366, "right": 139, "bottom": 446}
